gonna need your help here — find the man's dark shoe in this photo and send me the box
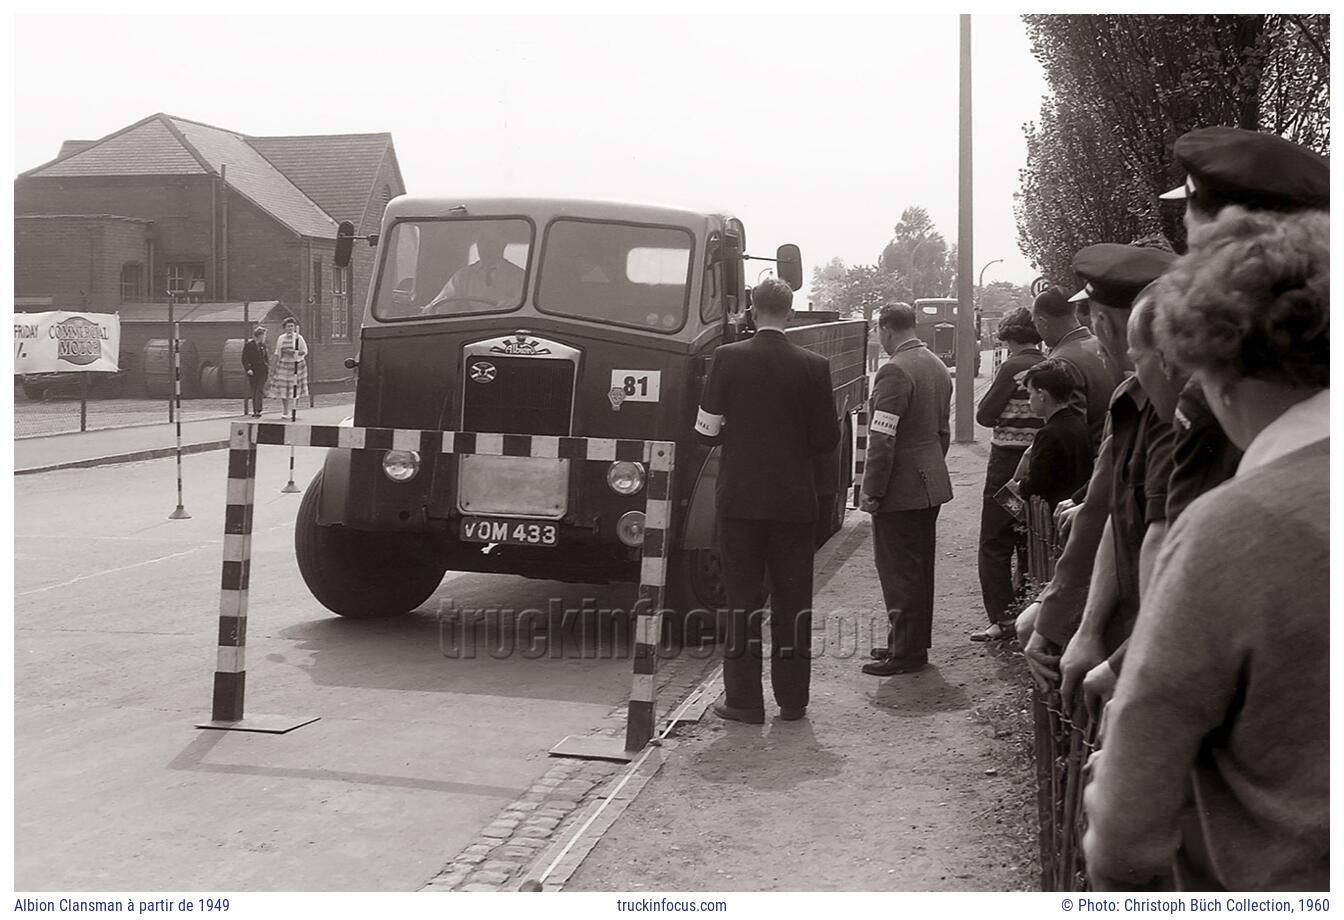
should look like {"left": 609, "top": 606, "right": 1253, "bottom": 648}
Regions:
{"left": 861, "top": 656, "right": 927, "bottom": 676}
{"left": 778, "top": 706, "right": 807, "bottom": 721}
{"left": 713, "top": 702, "right": 765, "bottom": 724}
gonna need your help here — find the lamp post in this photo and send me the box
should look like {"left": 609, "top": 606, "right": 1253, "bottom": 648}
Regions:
{"left": 977, "top": 258, "right": 1003, "bottom": 292}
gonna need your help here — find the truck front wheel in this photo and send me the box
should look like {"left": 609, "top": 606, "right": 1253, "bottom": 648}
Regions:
{"left": 664, "top": 548, "right": 727, "bottom": 645}
{"left": 295, "top": 471, "right": 448, "bottom": 618}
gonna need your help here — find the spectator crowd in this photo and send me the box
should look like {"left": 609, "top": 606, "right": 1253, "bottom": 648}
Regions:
{"left": 969, "top": 127, "right": 1328, "bottom": 891}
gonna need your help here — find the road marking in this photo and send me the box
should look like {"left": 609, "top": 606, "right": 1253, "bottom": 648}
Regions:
{"left": 16, "top": 546, "right": 215, "bottom": 597}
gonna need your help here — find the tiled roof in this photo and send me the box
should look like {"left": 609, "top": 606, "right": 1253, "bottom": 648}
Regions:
{"left": 57, "top": 140, "right": 95, "bottom": 159}
{"left": 166, "top": 116, "right": 338, "bottom": 239}
{"left": 33, "top": 119, "right": 209, "bottom": 176}
{"left": 247, "top": 133, "right": 395, "bottom": 224}
{"left": 22, "top": 114, "right": 375, "bottom": 240}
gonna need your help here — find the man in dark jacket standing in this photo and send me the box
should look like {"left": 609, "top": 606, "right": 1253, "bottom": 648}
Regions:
{"left": 241, "top": 325, "right": 269, "bottom": 418}
{"left": 1031, "top": 287, "right": 1118, "bottom": 452}
{"left": 695, "top": 277, "right": 841, "bottom": 723}
{"left": 861, "top": 303, "right": 953, "bottom": 676}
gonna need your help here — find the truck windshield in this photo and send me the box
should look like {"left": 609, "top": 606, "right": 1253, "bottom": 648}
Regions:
{"left": 372, "top": 217, "right": 534, "bottom": 321}
{"left": 535, "top": 220, "right": 693, "bottom": 333}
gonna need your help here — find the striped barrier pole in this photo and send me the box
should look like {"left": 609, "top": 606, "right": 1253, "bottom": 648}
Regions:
{"left": 852, "top": 409, "right": 867, "bottom": 507}
{"left": 167, "top": 320, "right": 191, "bottom": 520}
{"left": 624, "top": 441, "right": 674, "bottom": 753}
{"left": 197, "top": 421, "right": 317, "bottom": 734}
{"left": 213, "top": 422, "right": 255, "bottom": 722}
{"left": 200, "top": 422, "right": 676, "bottom": 747}
{"left": 281, "top": 362, "right": 301, "bottom": 493}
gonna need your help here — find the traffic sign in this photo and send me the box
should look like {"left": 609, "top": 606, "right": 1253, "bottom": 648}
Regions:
{"left": 1031, "top": 277, "right": 1050, "bottom": 297}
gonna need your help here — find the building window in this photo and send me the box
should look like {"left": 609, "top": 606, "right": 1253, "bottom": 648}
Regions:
{"left": 330, "top": 264, "right": 351, "bottom": 342}
{"left": 167, "top": 262, "right": 206, "bottom": 297}
{"left": 120, "top": 263, "right": 144, "bottom": 302}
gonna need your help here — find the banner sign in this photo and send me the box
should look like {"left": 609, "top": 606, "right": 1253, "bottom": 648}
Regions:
{"left": 14, "top": 312, "right": 121, "bottom": 374}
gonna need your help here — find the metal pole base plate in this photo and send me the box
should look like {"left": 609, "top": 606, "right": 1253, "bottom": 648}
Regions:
{"left": 195, "top": 714, "right": 320, "bottom": 734}
{"left": 168, "top": 506, "right": 192, "bottom": 520}
{"left": 549, "top": 733, "right": 640, "bottom": 763}
{"left": 280, "top": 481, "right": 302, "bottom": 493}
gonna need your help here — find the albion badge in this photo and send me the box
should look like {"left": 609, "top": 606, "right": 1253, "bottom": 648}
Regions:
{"left": 469, "top": 361, "right": 497, "bottom": 384}
{"left": 608, "top": 386, "right": 626, "bottom": 411}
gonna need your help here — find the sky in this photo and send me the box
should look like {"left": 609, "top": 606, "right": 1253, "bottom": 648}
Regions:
{"left": 13, "top": 13, "right": 1051, "bottom": 289}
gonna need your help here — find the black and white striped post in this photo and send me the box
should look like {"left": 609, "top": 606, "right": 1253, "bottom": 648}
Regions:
{"left": 624, "top": 441, "right": 673, "bottom": 753}
{"left": 281, "top": 361, "right": 301, "bottom": 493}
{"left": 167, "top": 319, "right": 191, "bottom": 520}
{"left": 197, "top": 420, "right": 317, "bottom": 733}
{"left": 198, "top": 421, "right": 676, "bottom": 751}
{"left": 852, "top": 408, "right": 868, "bottom": 507}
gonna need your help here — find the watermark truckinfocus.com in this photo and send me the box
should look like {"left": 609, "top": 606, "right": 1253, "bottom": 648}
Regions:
{"left": 615, "top": 898, "right": 728, "bottom": 912}
{"left": 433, "top": 598, "right": 896, "bottom": 660}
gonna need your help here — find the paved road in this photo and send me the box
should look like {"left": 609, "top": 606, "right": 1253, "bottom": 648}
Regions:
{"left": 14, "top": 448, "right": 713, "bottom": 890}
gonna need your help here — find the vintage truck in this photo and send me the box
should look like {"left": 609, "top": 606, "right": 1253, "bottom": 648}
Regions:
{"left": 296, "top": 197, "right": 867, "bottom": 630}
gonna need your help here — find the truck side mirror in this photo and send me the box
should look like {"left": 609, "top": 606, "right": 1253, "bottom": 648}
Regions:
{"left": 776, "top": 244, "right": 803, "bottom": 291}
{"left": 334, "top": 221, "right": 355, "bottom": 268}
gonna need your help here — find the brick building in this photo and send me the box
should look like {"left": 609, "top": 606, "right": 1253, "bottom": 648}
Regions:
{"left": 15, "top": 113, "right": 405, "bottom": 391}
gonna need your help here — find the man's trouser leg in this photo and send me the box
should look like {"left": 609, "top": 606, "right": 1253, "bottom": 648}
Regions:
{"left": 764, "top": 520, "right": 815, "bottom": 711}
{"left": 872, "top": 507, "right": 938, "bottom": 660}
{"left": 718, "top": 517, "right": 768, "bottom": 712}
{"left": 918, "top": 506, "right": 940, "bottom": 651}
{"left": 978, "top": 445, "right": 1024, "bottom": 624}
{"left": 252, "top": 376, "right": 266, "bottom": 414}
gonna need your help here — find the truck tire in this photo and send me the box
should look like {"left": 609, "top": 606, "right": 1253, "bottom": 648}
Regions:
{"left": 665, "top": 547, "right": 727, "bottom": 645}
{"left": 295, "top": 471, "right": 448, "bottom": 618}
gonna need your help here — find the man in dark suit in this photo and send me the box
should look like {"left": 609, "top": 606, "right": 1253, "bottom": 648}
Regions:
{"left": 695, "top": 277, "right": 841, "bottom": 723}
{"left": 241, "top": 325, "right": 269, "bottom": 418}
{"left": 861, "top": 303, "right": 953, "bottom": 676}
{"left": 1031, "top": 286, "right": 1118, "bottom": 452}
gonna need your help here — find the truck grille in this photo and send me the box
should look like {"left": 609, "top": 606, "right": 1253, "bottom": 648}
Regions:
{"left": 462, "top": 356, "right": 575, "bottom": 435}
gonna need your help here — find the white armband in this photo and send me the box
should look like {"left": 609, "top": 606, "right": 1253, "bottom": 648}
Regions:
{"left": 870, "top": 410, "right": 900, "bottom": 437}
{"left": 695, "top": 407, "right": 725, "bottom": 436}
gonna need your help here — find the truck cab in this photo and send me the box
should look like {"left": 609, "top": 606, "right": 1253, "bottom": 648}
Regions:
{"left": 296, "top": 197, "right": 864, "bottom": 624}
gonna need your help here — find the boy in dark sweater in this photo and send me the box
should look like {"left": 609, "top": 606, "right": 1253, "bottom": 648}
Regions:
{"left": 1019, "top": 358, "right": 1094, "bottom": 509}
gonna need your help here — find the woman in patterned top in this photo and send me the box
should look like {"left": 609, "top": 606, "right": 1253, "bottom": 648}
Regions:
{"left": 970, "top": 306, "right": 1045, "bottom": 641}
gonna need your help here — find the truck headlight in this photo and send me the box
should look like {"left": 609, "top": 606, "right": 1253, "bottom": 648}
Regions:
{"left": 382, "top": 449, "right": 420, "bottom": 482}
{"left": 607, "top": 461, "right": 646, "bottom": 495}
{"left": 617, "top": 510, "right": 646, "bottom": 547}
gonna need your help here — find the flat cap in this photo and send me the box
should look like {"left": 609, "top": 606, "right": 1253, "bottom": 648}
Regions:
{"left": 1069, "top": 244, "right": 1176, "bottom": 307}
{"left": 1159, "top": 127, "right": 1329, "bottom": 210}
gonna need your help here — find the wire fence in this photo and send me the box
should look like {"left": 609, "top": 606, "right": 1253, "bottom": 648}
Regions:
{"left": 13, "top": 383, "right": 355, "bottom": 439}
{"left": 1020, "top": 495, "right": 1097, "bottom": 892}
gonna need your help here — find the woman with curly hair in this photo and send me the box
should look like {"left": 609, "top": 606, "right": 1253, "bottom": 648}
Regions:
{"left": 1084, "top": 206, "right": 1329, "bottom": 891}
{"left": 969, "top": 306, "right": 1045, "bottom": 641}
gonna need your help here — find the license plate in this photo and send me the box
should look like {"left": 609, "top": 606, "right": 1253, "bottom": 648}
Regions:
{"left": 460, "top": 517, "right": 559, "bottom": 546}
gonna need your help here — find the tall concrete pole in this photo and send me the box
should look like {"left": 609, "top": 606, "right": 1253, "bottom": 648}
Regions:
{"left": 955, "top": 14, "right": 976, "bottom": 443}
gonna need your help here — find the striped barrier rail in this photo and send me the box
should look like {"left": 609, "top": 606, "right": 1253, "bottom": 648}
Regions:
{"left": 201, "top": 420, "right": 675, "bottom": 754}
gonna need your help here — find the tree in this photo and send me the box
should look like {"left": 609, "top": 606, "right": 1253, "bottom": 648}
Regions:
{"left": 878, "top": 206, "right": 958, "bottom": 300}
{"left": 832, "top": 264, "right": 910, "bottom": 323}
{"left": 1015, "top": 15, "right": 1330, "bottom": 287}
{"left": 809, "top": 256, "right": 849, "bottom": 312}
{"left": 979, "top": 281, "right": 1032, "bottom": 321}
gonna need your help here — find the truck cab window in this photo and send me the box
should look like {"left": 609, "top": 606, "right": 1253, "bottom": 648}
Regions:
{"left": 372, "top": 218, "right": 533, "bottom": 321}
{"left": 536, "top": 220, "right": 692, "bottom": 333}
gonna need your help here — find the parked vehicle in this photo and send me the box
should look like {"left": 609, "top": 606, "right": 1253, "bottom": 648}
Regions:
{"left": 913, "top": 297, "right": 981, "bottom": 375}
